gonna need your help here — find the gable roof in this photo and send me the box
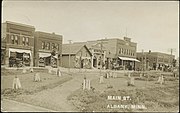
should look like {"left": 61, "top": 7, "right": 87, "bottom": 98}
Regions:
{"left": 73, "top": 41, "right": 106, "bottom": 50}
{"left": 62, "top": 43, "right": 92, "bottom": 56}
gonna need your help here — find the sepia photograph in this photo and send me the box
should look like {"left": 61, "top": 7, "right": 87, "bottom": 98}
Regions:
{"left": 1, "top": 0, "right": 179, "bottom": 112}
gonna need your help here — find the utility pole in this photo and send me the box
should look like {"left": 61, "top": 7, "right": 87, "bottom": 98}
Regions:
{"left": 98, "top": 39, "right": 108, "bottom": 78}
{"left": 79, "top": 50, "right": 82, "bottom": 72}
{"left": 100, "top": 40, "right": 103, "bottom": 76}
{"left": 142, "top": 49, "right": 145, "bottom": 75}
{"left": 68, "top": 40, "right": 72, "bottom": 73}
{"left": 167, "top": 48, "right": 176, "bottom": 67}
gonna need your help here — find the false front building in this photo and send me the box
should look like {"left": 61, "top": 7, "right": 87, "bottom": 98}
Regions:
{"left": 1, "top": 21, "right": 35, "bottom": 67}
{"left": 34, "top": 31, "right": 62, "bottom": 67}
{"left": 136, "top": 51, "right": 175, "bottom": 71}
{"left": 100, "top": 37, "right": 139, "bottom": 70}
{"left": 62, "top": 43, "right": 92, "bottom": 69}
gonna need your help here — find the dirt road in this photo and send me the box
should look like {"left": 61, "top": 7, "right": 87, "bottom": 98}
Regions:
{"left": 1, "top": 99, "right": 56, "bottom": 112}
{"left": 10, "top": 72, "right": 99, "bottom": 111}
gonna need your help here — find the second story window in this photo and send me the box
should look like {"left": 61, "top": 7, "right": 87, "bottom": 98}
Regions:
{"left": 55, "top": 43, "right": 59, "bottom": 51}
{"left": 15, "top": 35, "right": 18, "bottom": 44}
{"left": 41, "top": 41, "right": 45, "bottom": 49}
{"left": 22, "top": 36, "right": 29, "bottom": 46}
{"left": 52, "top": 43, "right": 55, "bottom": 50}
{"left": 22, "top": 37, "right": 25, "bottom": 45}
{"left": 11, "top": 35, "right": 15, "bottom": 44}
{"left": 26, "top": 37, "right": 29, "bottom": 46}
{"left": 46, "top": 42, "right": 50, "bottom": 50}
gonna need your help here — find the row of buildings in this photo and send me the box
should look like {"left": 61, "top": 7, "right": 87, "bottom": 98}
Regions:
{"left": 1, "top": 21, "right": 176, "bottom": 71}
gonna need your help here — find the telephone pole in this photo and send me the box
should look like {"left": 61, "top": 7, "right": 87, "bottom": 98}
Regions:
{"left": 68, "top": 40, "right": 72, "bottom": 73}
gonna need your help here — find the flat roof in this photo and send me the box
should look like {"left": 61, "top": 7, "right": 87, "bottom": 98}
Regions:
{"left": 4, "top": 21, "right": 35, "bottom": 28}
{"left": 35, "top": 31, "right": 62, "bottom": 37}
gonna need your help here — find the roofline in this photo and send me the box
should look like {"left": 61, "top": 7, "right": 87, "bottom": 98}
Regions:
{"left": 4, "top": 21, "right": 35, "bottom": 29}
{"left": 35, "top": 31, "right": 62, "bottom": 37}
{"left": 136, "top": 52, "right": 175, "bottom": 56}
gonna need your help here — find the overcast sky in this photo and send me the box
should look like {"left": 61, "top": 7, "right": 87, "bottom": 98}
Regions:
{"left": 2, "top": 1, "right": 179, "bottom": 58}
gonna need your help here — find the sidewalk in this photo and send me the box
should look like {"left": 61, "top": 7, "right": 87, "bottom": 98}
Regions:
{"left": 1, "top": 99, "right": 56, "bottom": 112}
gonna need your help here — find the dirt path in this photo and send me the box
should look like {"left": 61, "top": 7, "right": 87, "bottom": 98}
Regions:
{"left": 17, "top": 73, "right": 98, "bottom": 112}
{"left": 1, "top": 99, "right": 56, "bottom": 112}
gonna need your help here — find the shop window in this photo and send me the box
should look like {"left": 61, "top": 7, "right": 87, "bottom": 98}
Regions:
{"left": 42, "top": 41, "right": 45, "bottom": 49}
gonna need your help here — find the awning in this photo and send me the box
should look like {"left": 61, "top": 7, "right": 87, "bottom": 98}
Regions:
{"left": 118, "top": 56, "right": 140, "bottom": 62}
{"left": 52, "top": 54, "right": 58, "bottom": 59}
{"left": 9, "top": 48, "right": 31, "bottom": 56}
{"left": 39, "top": 53, "right": 51, "bottom": 58}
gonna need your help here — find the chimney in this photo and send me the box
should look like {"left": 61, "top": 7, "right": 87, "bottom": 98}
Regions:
{"left": 124, "top": 37, "right": 131, "bottom": 42}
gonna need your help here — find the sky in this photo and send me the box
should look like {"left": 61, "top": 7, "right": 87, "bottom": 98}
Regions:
{"left": 2, "top": 1, "right": 179, "bottom": 58}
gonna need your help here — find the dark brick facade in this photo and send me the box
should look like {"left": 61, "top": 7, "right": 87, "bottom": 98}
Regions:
{"left": 1, "top": 21, "right": 35, "bottom": 67}
{"left": 34, "top": 31, "right": 63, "bottom": 67}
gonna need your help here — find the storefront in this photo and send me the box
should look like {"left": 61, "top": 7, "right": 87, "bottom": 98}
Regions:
{"left": 38, "top": 52, "right": 58, "bottom": 67}
{"left": 8, "top": 48, "right": 32, "bottom": 67}
{"left": 118, "top": 56, "right": 140, "bottom": 70}
{"left": 1, "top": 48, "right": 5, "bottom": 65}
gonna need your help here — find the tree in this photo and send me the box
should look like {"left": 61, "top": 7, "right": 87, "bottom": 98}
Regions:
{"left": 51, "top": 49, "right": 56, "bottom": 56}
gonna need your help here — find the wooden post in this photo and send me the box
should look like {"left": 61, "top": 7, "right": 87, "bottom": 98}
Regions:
{"left": 88, "top": 80, "right": 91, "bottom": 90}
{"left": 83, "top": 79, "right": 86, "bottom": 90}
{"left": 22, "top": 68, "right": 27, "bottom": 73}
{"left": 128, "top": 72, "right": 131, "bottom": 78}
{"left": 127, "top": 77, "right": 135, "bottom": 86}
{"left": 57, "top": 68, "right": 61, "bottom": 77}
{"left": 30, "top": 68, "right": 33, "bottom": 73}
{"left": 12, "top": 76, "right": 21, "bottom": 89}
{"left": 48, "top": 67, "right": 52, "bottom": 74}
{"left": 140, "top": 73, "right": 142, "bottom": 78}
{"left": 106, "top": 71, "right": 109, "bottom": 78}
{"left": 160, "top": 75, "right": 164, "bottom": 85}
{"left": 157, "top": 76, "right": 161, "bottom": 83}
{"left": 157, "top": 75, "right": 164, "bottom": 84}
{"left": 34, "top": 73, "right": 41, "bottom": 82}
{"left": 130, "top": 77, "right": 135, "bottom": 86}
{"left": 100, "top": 75, "right": 104, "bottom": 83}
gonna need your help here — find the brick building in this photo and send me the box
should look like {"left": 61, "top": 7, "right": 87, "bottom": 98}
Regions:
{"left": 1, "top": 21, "right": 35, "bottom": 67}
{"left": 62, "top": 43, "right": 92, "bottom": 69}
{"left": 34, "top": 31, "right": 62, "bottom": 67}
{"left": 136, "top": 51, "right": 175, "bottom": 71}
{"left": 100, "top": 37, "right": 139, "bottom": 70}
